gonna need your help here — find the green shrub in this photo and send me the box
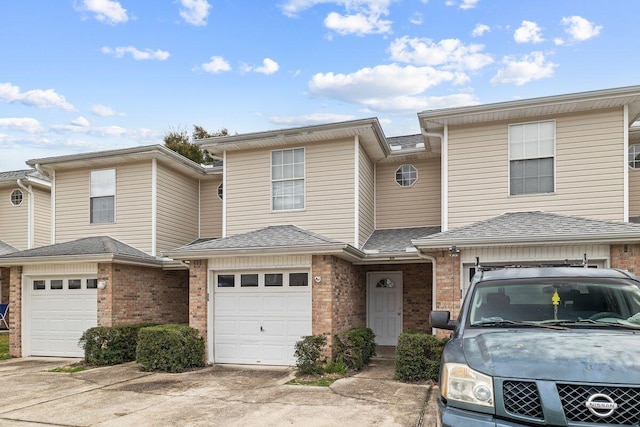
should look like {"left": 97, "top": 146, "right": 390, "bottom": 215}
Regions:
{"left": 79, "top": 323, "right": 157, "bottom": 365}
{"left": 394, "top": 330, "right": 448, "bottom": 382}
{"left": 324, "top": 359, "right": 347, "bottom": 375}
{"left": 294, "top": 335, "right": 327, "bottom": 376}
{"left": 334, "top": 327, "right": 376, "bottom": 371}
{"left": 136, "top": 324, "right": 205, "bottom": 373}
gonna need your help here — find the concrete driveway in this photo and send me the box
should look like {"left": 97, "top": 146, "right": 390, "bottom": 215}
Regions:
{"left": 0, "top": 357, "right": 437, "bottom": 426}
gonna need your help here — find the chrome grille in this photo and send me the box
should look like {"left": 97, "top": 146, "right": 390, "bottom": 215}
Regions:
{"left": 503, "top": 381, "right": 543, "bottom": 420}
{"left": 557, "top": 384, "right": 640, "bottom": 425}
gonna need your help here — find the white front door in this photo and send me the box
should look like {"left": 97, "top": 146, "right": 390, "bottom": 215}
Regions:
{"left": 368, "top": 272, "right": 403, "bottom": 346}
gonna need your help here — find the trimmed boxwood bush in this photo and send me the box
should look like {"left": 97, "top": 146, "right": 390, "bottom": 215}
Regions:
{"left": 334, "top": 327, "right": 376, "bottom": 371}
{"left": 79, "top": 323, "right": 157, "bottom": 365}
{"left": 294, "top": 334, "right": 327, "bottom": 376}
{"left": 394, "top": 330, "right": 448, "bottom": 382}
{"left": 136, "top": 324, "right": 205, "bottom": 373}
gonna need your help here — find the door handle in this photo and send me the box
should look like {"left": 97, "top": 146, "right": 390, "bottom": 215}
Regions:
{"left": 260, "top": 326, "right": 264, "bottom": 332}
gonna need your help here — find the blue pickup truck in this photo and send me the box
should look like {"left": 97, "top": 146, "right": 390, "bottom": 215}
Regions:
{"left": 430, "top": 266, "right": 640, "bottom": 426}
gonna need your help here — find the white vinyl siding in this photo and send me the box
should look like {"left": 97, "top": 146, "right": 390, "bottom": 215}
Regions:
{"left": 156, "top": 163, "right": 199, "bottom": 253}
{"left": 33, "top": 187, "right": 51, "bottom": 247}
{"left": 447, "top": 108, "right": 625, "bottom": 228}
{"left": 200, "top": 178, "right": 223, "bottom": 238}
{"left": 376, "top": 158, "right": 441, "bottom": 229}
{"left": 629, "top": 169, "right": 640, "bottom": 217}
{"left": 359, "top": 146, "right": 375, "bottom": 248}
{"left": 226, "top": 139, "right": 356, "bottom": 244}
{"left": 0, "top": 187, "right": 28, "bottom": 249}
{"left": 55, "top": 163, "right": 153, "bottom": 252}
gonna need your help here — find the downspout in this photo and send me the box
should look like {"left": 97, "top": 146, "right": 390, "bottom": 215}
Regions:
{"left": 151, "top": 159, "right": 157, "bottom": 257}
{"left": 16, "top": 179, "right": 34, "bottom": 249}
{"left": 222, "top": 151, "right": 227, "bottom": 238}
{"left": 34, "top": 163, "right": 54, "bottom": 244}
{"left": 416, "top": 250, "right": 438, "bottom": 335}
{"left": 624, "top": 105, "right": 629, "bottom": 222}
{"left": 354, "top": 135, "right": 360, "bottom": 248}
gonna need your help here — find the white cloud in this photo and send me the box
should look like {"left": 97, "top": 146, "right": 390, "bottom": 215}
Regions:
{"left": 269, "top": 113, "right": 357, "bottom": 126}
{"left": 324, "top": 11, "right": 391, "bottom": 35}
{"left": 363, "top": 93, "right": 478, "bottom": 113}
{"left": 200, "top": 56, "right": 232, "bottom": 74}
{"left": 179, "top": 0, "right": 211, "bottom": 26}
{"left": 101, "top": 46, "right": 170, "bottom": 61}
{"left": 78, "top": 0, "right": 128, "bottom": 24}
{"left": 446, "top": 0, "right": 478, "bottom": 9}
{"left": 490, "top": 52, "right": 557, "bottom": 86}
{"left": 280, "top": 0, "right": 393, "bottom": 35}
{"left": 472, "top": 23, "right": 490, "bottom": 37}
{"left": 71, "top": 116, "right": 90, "bottom": 127}
{"left": 0, "top": 118, "right": 45, "bottom": 133}
{"left": 51, "top": 123, "right": 128, "bottom": 137}
{"left": 409, "top": 12, "right": 423, "bottom": 25}
{"left": 0, "top": 82, "right": 74, "bottom": 111}
{"left": 514, "top": 21, "right": 544, "bottom": 44}
{"left": 0, "top": 133, "right": 51, "bottom": 150}
{"left": 91, "top": 104, "right": 125, "bottom": 117}
{"left": 561, "top": 16, "right": 602, "bottom": 42}
{"left": 308, "top": 63, "right": 473, "bottom": 113}
{"left": 255, "top": 58, "right": 280, "bottom": 75}
{"left": 388, "top": 37, "right": 493, "bottom": 72}
{"left": 553, "top": 38, "right": 565, "bottom": 46}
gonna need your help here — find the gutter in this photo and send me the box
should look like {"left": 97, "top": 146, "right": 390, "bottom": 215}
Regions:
{"left": 0, "top": 253, "right": 164, "bottom": 268}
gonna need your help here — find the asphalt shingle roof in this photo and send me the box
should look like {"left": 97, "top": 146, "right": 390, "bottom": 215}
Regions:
{"left": 363, "top": 227, "right": 440, "bottom": 252}
{"left": 386, "top": 134, "right": 424, "bottom": 151}
{"left": 416, "top": 211, "right": 640, "bottom": 246}
{"left": 0, "top": 169, "right": 47, "bottom": 183}
{"left": 0, "top": 236, "right": 157, "bottom": 261}
{"left": 175, "top": 225, "right": 340, "bottom": 252}
{"left": 0, "top": 240, "right": 17, "bottom": 256}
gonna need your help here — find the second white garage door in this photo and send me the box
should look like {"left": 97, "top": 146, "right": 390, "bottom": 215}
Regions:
{"left": 213, "top": 272, "right": 311, "bottom": 365}
{"left": 28, "top": 278, "right": 98, "bottom": 357}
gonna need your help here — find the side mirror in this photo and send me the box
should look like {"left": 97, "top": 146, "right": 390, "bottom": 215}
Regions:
{"left": 430, "top": 310, "right": 457, "bottom": 330}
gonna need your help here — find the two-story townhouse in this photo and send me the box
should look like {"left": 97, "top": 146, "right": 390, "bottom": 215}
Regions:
{"left": 0, "top": 169, "right": 51, "bottom": 327}
{"left": 0, "top": 145, "right": 222, "bottom": 357}
{"left": 413, "top": 85, "right": 640, "bottom": 320}
{"left": 165, "top": 119, "right": 443, "bottom": 365}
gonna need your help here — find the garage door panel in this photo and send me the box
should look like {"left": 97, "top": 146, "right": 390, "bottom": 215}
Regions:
{"left": 214, "top": 289, "right": 310, "bottom": 366}
{"left": 29, "top": 282, "right": 97, "bottom": 357}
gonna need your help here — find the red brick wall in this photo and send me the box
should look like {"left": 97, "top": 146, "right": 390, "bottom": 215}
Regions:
{"left": 611, "top": 244, "right": 640, "bottom": 275}
{"left": 188, "top": 259, "right": 208, "bottom": 344}
{"left": 97, "top": 263, "right": 189, "bottom": 326}
{"left": 9, "top": 266, "right": 22, "bottom": 357}
{"left": 311, "top": 255, "right": 366, "bottom": 350}
{"left": 1, "top": 267, "right": 10, "bottom": 327}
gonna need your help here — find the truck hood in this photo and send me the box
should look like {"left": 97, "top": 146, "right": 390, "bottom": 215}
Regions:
{"left": 463, "top": 329, "right": 640, "bottom": 383}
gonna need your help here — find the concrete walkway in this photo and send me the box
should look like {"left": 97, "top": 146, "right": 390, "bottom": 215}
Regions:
{"left": 0, "top": 356, "right": 436, "bottom": 426}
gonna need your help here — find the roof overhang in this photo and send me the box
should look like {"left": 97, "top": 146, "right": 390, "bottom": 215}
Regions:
{"left": 0, "top": 253, "right": 165, "bottom": 268}
{"left": 419, "top": 85, "right": 640, "bottom": 133}
{"left": 27, "top": 145, "right": 210, "bottom": 179}
{"left": 197, "top": 118, "right": 391, "bottom": 162}
{"left": 413, "top": 233, "right": 640, "bottom": 251}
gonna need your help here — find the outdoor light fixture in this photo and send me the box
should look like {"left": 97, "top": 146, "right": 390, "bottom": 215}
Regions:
{"left": 97, "top": 280, "right": 107, "bottom": 290}
{"left": 449, "top": 245, "right": 460, "bottom": 257}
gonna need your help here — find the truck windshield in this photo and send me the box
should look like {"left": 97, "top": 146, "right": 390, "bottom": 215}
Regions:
{"left": 468, "top": 278, "right": 640, "bottom": 327}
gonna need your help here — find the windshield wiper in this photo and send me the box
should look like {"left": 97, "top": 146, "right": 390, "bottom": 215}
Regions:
{"left": 471, "top": 319, "right": 568, "bottom": 330}
{"left": 540, "top": 319, "right": 640, "bottom": 330}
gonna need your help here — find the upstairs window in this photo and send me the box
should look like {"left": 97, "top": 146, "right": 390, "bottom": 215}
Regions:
{"left": 10, "top": 189, "right": 23, "bottom": 206}
{"left": 90, "top": 169, "right": 115, "bottom": 224}
{"left": 509, "top": 121, "right": 555, "bottom": 196}
{"left": 271, "top": 148, "right": 304, "bottom": 211}
{"left": 629, "top": 144, "right": 640, "bottom": 169}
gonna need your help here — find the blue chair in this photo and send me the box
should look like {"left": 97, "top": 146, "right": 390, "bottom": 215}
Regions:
{"left": 0, "top": 304, "right": 8, "bottom": 329}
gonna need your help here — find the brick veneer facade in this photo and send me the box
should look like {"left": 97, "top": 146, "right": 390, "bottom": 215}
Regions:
{"left": 1, "top": 267, "right": 10, "bottom": 327}
{"left": 9, "top": 266, "right": 22, "bottom": 357}
{"left": 188, "top": 259, "right": 208, "bottom": 343}
{"left": 610, "top": 244, "right": 640, "bottom": 275}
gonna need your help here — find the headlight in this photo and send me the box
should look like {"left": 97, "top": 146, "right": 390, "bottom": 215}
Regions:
{"left": 441, "top": 363, "right": 494, "bottom": 408}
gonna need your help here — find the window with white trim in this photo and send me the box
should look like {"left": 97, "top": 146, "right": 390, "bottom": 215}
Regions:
{"left": 395, "top": 165, "right": 417, "bottom": 187}
{"left": 10, "top": 189, "right": 23, "bottom": 206}
{"left": 271, "top": 148, "right": 304, "bottom": 211}
{"left": 90, "top": 169, "right": 115, "bottom": 223}
{"left": 509, "top": 121, "right": 555, "bottom": 195}
{"left": 629, "top": 144, "right": 640, "bottom": 169}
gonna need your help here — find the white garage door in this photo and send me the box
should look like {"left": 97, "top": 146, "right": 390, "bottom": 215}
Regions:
{"left": 28, "top": 278, "right": 98, "bottom": 357}
{"left": 213, "top": 272, "right": 311, "bottom": 365}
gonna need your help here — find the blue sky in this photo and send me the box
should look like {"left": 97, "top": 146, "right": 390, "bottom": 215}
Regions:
{"left": 0, "top": 0, "right": 635, "bottom": 170}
